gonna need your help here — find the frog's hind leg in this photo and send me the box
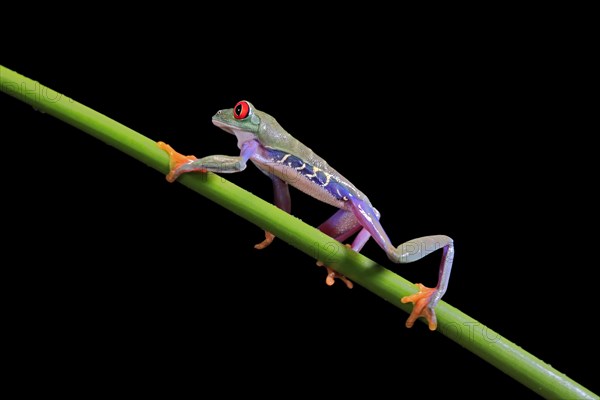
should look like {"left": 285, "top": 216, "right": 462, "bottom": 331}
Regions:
{"left": 315, "top": 208, "right": 378, "bottom": 288}
{"left": 346, "top": 197, "right": 454, "bottom": 330}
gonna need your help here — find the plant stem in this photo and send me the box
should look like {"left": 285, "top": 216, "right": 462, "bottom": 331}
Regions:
{"left": 1, "top": 64, "right": 597, "bottom": 400}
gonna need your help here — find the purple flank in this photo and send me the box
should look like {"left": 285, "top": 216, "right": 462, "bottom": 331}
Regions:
{"left": 265, "top": 148, "right": 353, "bottom": 202}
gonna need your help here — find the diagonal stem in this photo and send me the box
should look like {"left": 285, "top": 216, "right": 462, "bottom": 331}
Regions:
{"left": 1, "top": 64, "right": 597, "bottom": 400}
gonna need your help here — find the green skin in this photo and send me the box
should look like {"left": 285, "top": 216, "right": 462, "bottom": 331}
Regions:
{"left": 162, "top": 100, "right": 455, "bottom": 330}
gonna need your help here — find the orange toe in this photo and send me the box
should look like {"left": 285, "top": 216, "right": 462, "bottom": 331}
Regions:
{"left": 323, "top": 266, "right": 353, "bottom": 289}
{"left": 401, "top": 283, "right": 438, "bottom": 330}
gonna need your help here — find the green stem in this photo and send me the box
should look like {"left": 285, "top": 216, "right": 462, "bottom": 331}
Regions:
{"left": 1, "top": 65, "right": 597, "bottom": 400}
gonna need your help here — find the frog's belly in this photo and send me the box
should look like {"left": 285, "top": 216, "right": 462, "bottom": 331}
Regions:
{"left": 251, "top": 155, "right": 353, "bottom": 210}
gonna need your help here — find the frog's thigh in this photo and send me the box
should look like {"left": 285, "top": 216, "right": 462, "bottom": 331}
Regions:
{"left": 318, "top": 209, "right": 361, "bottom": 242}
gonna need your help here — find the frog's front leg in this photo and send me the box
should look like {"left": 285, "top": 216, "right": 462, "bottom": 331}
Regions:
{"left": 348, "top": 197, "right": 454, "bottom": 330}
{"left": 157, "top": 140, "right": 259, "bottom": 182}
{"left": 159, "top": 140, "right": 289, "bottom": 250}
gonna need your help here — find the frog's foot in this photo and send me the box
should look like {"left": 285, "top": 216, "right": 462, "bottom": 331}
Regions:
{"left": 401, "top": 283, "right": 438, "bottom": 330}
{"left": 315, "top": 244, "right": 353, "bottom": 289}
{"left": 157, "top": 141, "right": 198, "bottom": 182}
{"left": 254, "top": 231, "right": 275, "bottom": 250}
{"left": 323, "top": 265, "right": 354, "bottom": 289}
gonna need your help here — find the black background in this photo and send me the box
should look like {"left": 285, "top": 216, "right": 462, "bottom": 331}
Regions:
{"left": 2, "top": 13, "right": 597, "bottom": 399}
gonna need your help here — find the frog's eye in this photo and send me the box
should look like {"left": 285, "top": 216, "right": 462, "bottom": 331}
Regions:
{"left": 234, "top": 101, "right": 250, "bottom": 119}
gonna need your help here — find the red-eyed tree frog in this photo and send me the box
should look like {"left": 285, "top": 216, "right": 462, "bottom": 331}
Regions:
{"left": 157, "top": 100, "right": 454, "bottom": 330}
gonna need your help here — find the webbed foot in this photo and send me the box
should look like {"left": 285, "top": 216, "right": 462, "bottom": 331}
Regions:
{"left": 401, "top": 283, "right": 439, "bottom": 330}
{"left": 316, "top": 244, "right": 353, "bottom": 289}
{"left": 157, "top": 141, "right": 198, "bottom": 182}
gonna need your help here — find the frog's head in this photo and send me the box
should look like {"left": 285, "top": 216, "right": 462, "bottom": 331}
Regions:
{"left": 212, "top": 100, "right": 284, "bottom": 147}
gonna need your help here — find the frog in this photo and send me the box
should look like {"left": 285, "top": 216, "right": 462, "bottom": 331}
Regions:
{"left": 157, "top": 100, "right": 454, "bottom": 330}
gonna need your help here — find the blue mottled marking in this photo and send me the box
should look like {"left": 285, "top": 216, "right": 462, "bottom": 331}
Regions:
{"left": 265, "top": 148, "right": 353, "bottom": 202}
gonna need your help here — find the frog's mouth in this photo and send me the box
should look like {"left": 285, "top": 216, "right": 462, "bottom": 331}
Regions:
{"left": 212, "top": 119, "right": 236, "bottom": 134}
{"left": 213, "top": 119, "right": 257, "bottom": 147}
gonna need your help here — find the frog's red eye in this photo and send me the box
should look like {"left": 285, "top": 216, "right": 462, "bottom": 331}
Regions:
{"left": 234, "top": 101, "right": 250, "bottom": 119}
